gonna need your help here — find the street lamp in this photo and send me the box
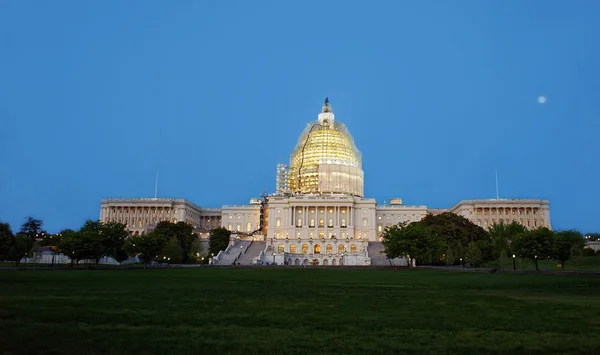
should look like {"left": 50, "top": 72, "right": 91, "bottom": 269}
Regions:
{"left": 272, "top": 252, "right": 276, "bottom": 265}
{"left": 512, "top": 254, "right": 516, "bottom": 271}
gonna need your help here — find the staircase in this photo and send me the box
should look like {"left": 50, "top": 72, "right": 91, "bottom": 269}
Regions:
{"left": 214, "top": 240, "right": 251, "bottom": 265}
{"left": 237, "top": 241, "right": 266, "bottom": 265}
{"left": 368, "top": 242, "right": 390, "bottom": 266}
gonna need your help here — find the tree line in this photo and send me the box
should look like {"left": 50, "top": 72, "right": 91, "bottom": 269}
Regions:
{"left": 0, "top": 217, "right": 232, "bottom": 268}
{"left": 382, "top": 212, "right": 595, "bottom": 271}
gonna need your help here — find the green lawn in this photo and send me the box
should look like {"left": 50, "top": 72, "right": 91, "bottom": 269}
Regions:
{"left": 483, "top": 255, "right": 600, "bottom": 271}
{"left": 1, "top": 268, "right": 599, "bottom": 354}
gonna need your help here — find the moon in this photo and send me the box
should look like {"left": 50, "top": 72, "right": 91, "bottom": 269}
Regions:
{"left": 538, "top": 96, "right": 547, "bottom": 104}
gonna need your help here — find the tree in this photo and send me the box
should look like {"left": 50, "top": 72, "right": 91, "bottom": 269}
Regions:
{"left": 100, "top": 221, "right": 129, "bottom": 263}
{"left": 19, "top": 217, "right": 43, "bottom": 240}
{"left": 445, "top": 246, "right": 455, "bottom": 267}
{"left": 209, "top": 227, "right": 231, "bottom": 257}
{"left": 0, "top": 222, "right": 14, "bottom": 261}
{"left": 552, "top": 230, "right": 585, "bottom": 271}
{"left": 6, "top": 234, "right": 35, "bottom": 266}
{"left": 416, "top": 212, "right": 489, "bottom": 261}
{"left": 584, "top": 232, "right": 600, "bottom": 241}
{"left": 57, "top": 230, "right": 88, "bottom": 268}
{"left": 124, "top": 232, "right": 167, "bottom": 267}
{"left": 513, "top": 228, "right": 554, "bottom": 271}
{"left": 381, "top": 222, "right": 446, "bottom": 266}
{"left": 154, "top": 221, "right": 198, "bottom": 263}
{"left": 465, "top": 241, "right": 483, "bottom": 267}
{"left": 489, "top": 221, "right": 525, "bottom": 270}
{"left": 161, "top": 237, "right": 184, "bottom": 264}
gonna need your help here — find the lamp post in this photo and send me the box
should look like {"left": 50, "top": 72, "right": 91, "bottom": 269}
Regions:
{"left": 535, "top": 255, "right": 538, "bottom": 271}
{"left": 272, "top": 252, "right": 276, "bottom": 265}
{"left": 512, "top": 254, "right": 516, "bottom": 271}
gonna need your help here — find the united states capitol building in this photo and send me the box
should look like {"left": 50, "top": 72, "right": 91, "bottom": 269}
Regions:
{"left": 100, "top": 99, "right": 551, "bottom": 266}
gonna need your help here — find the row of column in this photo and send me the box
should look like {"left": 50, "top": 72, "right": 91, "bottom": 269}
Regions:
{"left": 288, "top": 206, "right": 353, "bottom": 228}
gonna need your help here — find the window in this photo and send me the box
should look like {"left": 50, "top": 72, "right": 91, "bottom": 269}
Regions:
{"left": 296, "top": 232, "right": 301, "bottom": 239}
{"left": 246, "top": 222, "right": 252, "bottom": 232}
{"left": 276, "top": 232, "right": 280, "bottom": 238}
{"left": 378, "top": 216, "right": 382, "bottom": 220}
{"left": 319, "top": 218, "right": 324, "bottom": 227}
{"left": 297, "top": 218, "right": 302, "bottom": 227}
{"left": 378, "top": 225, "right": 382, "bottom": 232}
{"left": 350, "top": 244, "right": 357, "bottom": 253}
{"left": 290, "top": 245, "right": 297, "bottom": 253}
{"left": 229, "top": 215, "right": 233, "bottom": 219}
{"left": 329, "top": 209, "right": 333, "bottom": 214}
{"left": 236, "top": 224, "right": 241, "bottom": 232}
{"left": 319, "top": 232, "right": 324, "bottom": 239}
{"left": 228, "top": 224, "right": 232, "bottom": 231}
{"left": 309, "top": 232, "right": 314, "bottom": 239}
{"left": 309, "top": 218, "right": 315, "bottom": 227}
{"left": 276, "top": 218, "right": 281, "bottom": 227}
{"left": 278, "top": 245, "right": 284, "bottom": 252}
{"left": 326, "top": 244, "right": 333, "bottom": 254}
{"left": 341, "top": 209, "right": 346, "bottom": 214}
{"left": 341, "top": 218, "right": 346, "bottom": 227}
{"left": 338, "top": 244, "right": 345, "bottom": 253}
{"left": 310, "top": 210, "right": 315, "bottom": 214}
{"left": 362, "top": 218, "right": 368, "bottom": 227}
{"left": 328, "top": 218, "right": 333, "bottom": 228}
{"left": 314, "top": 244, "right": 321, "bottom": 254}
{"left": 302, "top": 244, "right": 309, "bottom": 254}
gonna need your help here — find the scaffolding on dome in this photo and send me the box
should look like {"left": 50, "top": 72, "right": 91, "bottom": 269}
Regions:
{"left": 288, "top": 120, "right": 363, "bottom": 197}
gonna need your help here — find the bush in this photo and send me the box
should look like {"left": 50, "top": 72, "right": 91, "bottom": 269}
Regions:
{"left": 582, "top": 248, "right": 596, "bottom": 257}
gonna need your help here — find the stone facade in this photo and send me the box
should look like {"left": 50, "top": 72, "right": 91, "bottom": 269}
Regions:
{"left": 443, "top": 198, "right": 551, "bottom": 230}
{"left": 99, "top": 198, "right": 221, "bottom": 235}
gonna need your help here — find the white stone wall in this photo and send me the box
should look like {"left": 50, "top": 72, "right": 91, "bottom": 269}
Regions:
{"left": 221, "top": 205, "right": 261, "bottom": 234}
{"left": 448, "top": 199, "right": 551, "bottom": 230}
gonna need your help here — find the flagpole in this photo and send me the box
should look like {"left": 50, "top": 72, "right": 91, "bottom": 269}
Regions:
{"left": 495, "top": 168, "right": 499, "bottom": 199}
{"left": 154, "top": 170, "right": 159, "bottom": 199}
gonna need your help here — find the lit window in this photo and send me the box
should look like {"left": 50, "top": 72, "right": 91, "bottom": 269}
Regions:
{"left": 329, "top": 209, "right": 333, "bottom": 214}
{"left": 314, "top": 244, "right": 321, "bottom": 254}
{"left": 341, "top": 218, "right": 346, "bottom": 227}
{"left": 378, "top": 225, "right": 382, "bottom": 232}
{"left": 319, "top": 232, "right": 324, "bottom": 239}
{"left": 297, "top": 218, "right": 302, "bottom": 227}
{"left": 278, "top": 245, "right": 284, "bottom": 252}
{"left": 338, "top": 244, "right": 345, "bottom": 253}
{"left": 246, "top": 222, "right": 252, "bottom": 232}
{"left": 310, "top": 210, "right": 315, "bottom": 214}
{"left": 302, "top": 244, "right": 308, "bottom": 254}
{"left": 341, "top": 209, "right": 346, "bottom": 214}
{"left": 229, "top": 215, "right": 232, "bottom": 219}
{"left": 310, "top": 218, "right": 315, "bottom": 227}
{"left": 362, "top": 218, "right": 368, "bottom": 227}
{"left": 328, "top": 218, "right": 333, "bottom": 227}
{"left": 326, "top": 244, "right": 333, "bottom": 254}
{"left": 319, "top": 210, "right": 324, "bottom": 214}
{"left": 319, "top": 218, "right": 324, "bottom": 227}
{"left": 350, "top": 244, "right": 357, "bottom": 253}
{"left": 309, "top": 232, "right": 314, "bottom": 239}
{"left": 296, "top": 232, "right": 300, "bottom": 238}
{"left": 228, "top": 224, "right": 232, "bottom": 231}
{"left": 276, "top": 232, "right": 280, "bottom": 238}
{"left": 236, "top": 224, "right": 241, "bottom": 232}
{"left": 290, "top": 245, "right": 297, "bottom": 253}
{"left": 276, "top": 218, "right": 281, "bottom": 227}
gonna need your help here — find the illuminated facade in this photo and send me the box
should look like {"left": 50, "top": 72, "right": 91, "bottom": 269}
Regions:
{"left": 100, "top": 98, "right": 552, "bottom": 266}
{"left": 287, "top": 98, "right": 364, "bottom": 197}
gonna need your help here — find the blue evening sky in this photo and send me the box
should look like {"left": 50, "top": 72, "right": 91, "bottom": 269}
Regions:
{"left": 1, "top": 1, "right": 598, "bottom": 233}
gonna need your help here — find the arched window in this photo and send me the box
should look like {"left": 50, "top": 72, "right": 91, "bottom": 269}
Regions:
{"left": 276, "top": 218, "right": 281, "bottom": 227}
{"left": 227, "top": 224, "right": 232, "bottom": 231}
{"left": 338, "top": 244, "right": 345, "bottom": 253}
{"left": 236, "top": 224, "right": 241, "bottom": 232}
{"left": 314, "top": 244, "right": 321, "bottom": 254}
{"left": 302, "top": 244, "right": 309, "bottom": 254}
{"left": 246, "top": 222, "right": 252, "bottom": 232}
{"left": 309, "top": 218, "right": 315, "bottom": 227}
{"left": 319, "top": 218, "right": 324, "bottom": 227}
{"left": 290, "top": 245, "right": 297, "bottom": 253}
{"left": 350, "top": 244, "right": 357, "bottom": 253}
{"left": 362, "top": 218, "right": 368, "bottom": 227}
{"left": 326, "top": 244, "right": 333, "bottom": 254}
{"left": 278, "top": 244, "right": 285, "bottom": 252}
{"left": 328, "top": 218, "right": 333, "bottom": 227}
{"left": 341, "top": 218, "right": 346, "bottom": 227}
{"left": 297, "top": 218, "right": 302, "bottom": 227}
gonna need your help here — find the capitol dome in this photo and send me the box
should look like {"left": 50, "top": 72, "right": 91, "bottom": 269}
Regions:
{"left": 288, "top": 98, "right": 364, "bottom": 197}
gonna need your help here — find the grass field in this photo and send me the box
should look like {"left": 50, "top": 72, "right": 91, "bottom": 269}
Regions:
{"left": 1, "top": 268, "right": 599, "bottom": 354}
